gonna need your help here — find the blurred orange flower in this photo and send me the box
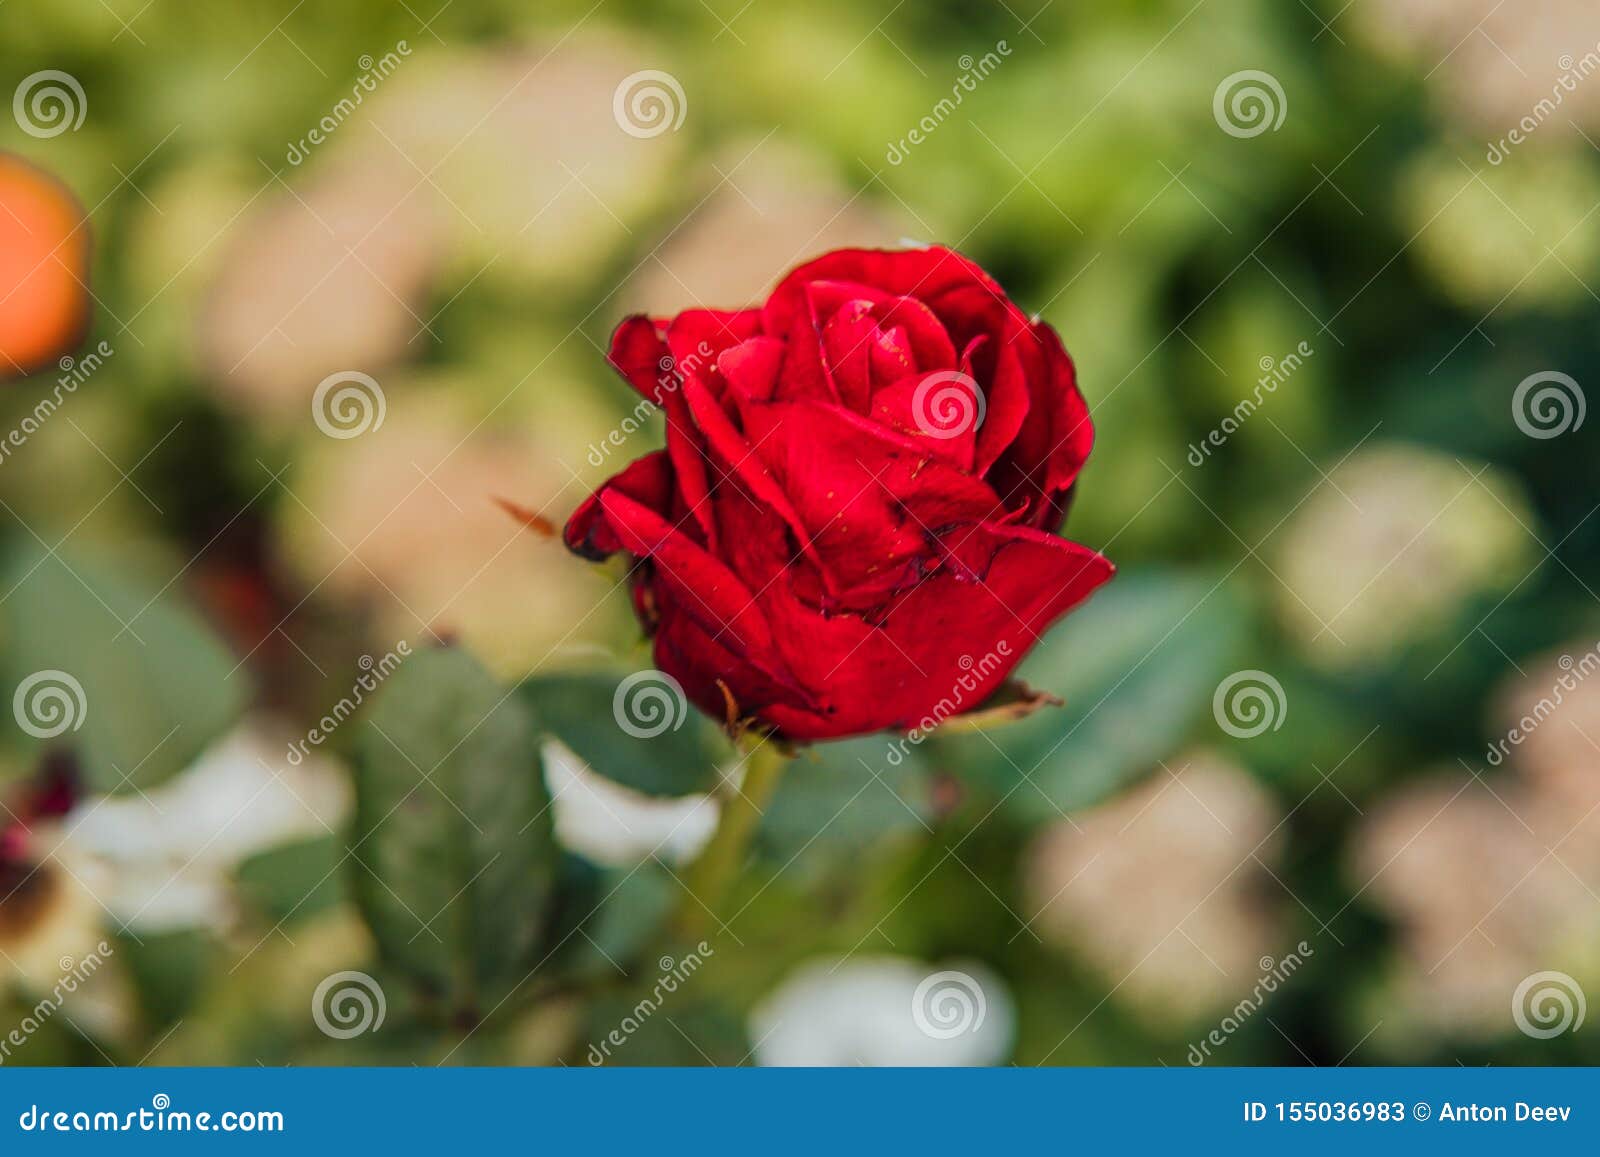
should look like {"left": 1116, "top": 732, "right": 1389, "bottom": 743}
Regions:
{"left": 0, "top": 154, "right": 91, "bottom": 379}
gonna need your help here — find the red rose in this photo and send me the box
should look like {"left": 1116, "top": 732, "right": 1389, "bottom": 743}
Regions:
{"left": 566, "top": 245, "right": 1112, "bottom": 740}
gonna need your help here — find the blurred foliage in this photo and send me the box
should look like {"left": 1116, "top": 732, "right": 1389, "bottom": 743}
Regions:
{"left": 2, "top": 0, "right": 1599, "bottom": 1069}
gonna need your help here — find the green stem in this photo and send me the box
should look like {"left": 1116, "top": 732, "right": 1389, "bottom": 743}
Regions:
{"left": 673, "top": 737, "right": 793, "bottom": 939}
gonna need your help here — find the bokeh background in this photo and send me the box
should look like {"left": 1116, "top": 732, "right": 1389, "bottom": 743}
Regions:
{"left": 2, "top": 0, "right": 1599, "bottom": 1066}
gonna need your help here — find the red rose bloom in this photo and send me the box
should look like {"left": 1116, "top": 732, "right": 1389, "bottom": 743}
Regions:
{"left": 566, "top": 245, "right": 1112, "bottom": 740}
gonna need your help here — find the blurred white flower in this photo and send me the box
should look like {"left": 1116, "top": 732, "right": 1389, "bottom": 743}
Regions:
{"left": 544, "top": 740, "right": 718, "bottom": 867}
{"left": 58, "top": 722, "right": 349, "bottom": 934}
{"left": 1493, "top": 642, "right": 1600, "bottom": 817}
{"left": 1398, "top": 147, "right": 1600, "bottom": 313}
{"left": 1275, "top": 443, "right": 1535, "bottom": 668}
{"left": 1025, "top": 751, "right": 1284, "bottom": 1023}
{"left": 1350, "top": 0, "right": 1600, "bottom": 133}
{"left": 1352, "top": 770, "right": 1600, "bottom": 1039}
{"left": 750, "top": 955, "right": 1014, "bottom": 1066}
{"left": 199, "top": 155, "right": 442, "bottom": 421}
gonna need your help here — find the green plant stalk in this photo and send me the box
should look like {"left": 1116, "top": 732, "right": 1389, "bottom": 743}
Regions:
{"left": 673, "top": 737, "right": 793, "bottom": 939}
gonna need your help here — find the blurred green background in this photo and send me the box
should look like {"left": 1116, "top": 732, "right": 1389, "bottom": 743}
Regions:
{"left": 2, "top": 0, "right": 1599, "bottom": 1066}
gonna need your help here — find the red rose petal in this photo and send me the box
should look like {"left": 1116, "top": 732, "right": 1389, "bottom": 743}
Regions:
{"left": 820, "top": 299, "right": 878, "bottom": 412}
{"left": 716, "top": 336, "right": 785, "bottom": 403}
{"left": 564, "top": 450, "right": 674, "bottom": 559}
{"left": 739, "top": 397, "right": 1003, "bottom": 597}
{"left": 757, "top": 521, "right": 1112, "bottom": 739}
{"left": 597, "top": 488, "right": 776, "bottom": 660}
{"left": 606, "top": 315, "right": 673, "bottom": 404}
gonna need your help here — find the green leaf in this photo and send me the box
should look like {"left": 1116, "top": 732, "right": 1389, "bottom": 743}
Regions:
{"left": 235, "top": 836, "right": 344, "bottom": 926}
{"left": 542, "top": 857, "right": 677, "bottom": 982}
{"left": 0, "top": 543, "right": 246, "bottom": 793}
{"left": 760, "top": 736, "right": 935, "bottom": 868}
{"left": 115, "top": 927, "right": 215, "bottom": 1028}
{"left": 352, "top": 645, "right": 555, "bottom": 1007}
{"left": 933, "top": 569, "right": 1250, "bottom": 823}
{"left": 519, "top": 669, "right": 729, "bottom": 797}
